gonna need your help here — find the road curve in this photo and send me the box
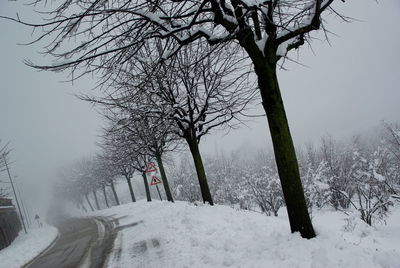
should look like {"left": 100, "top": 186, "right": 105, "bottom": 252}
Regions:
{"left": 25, "top": 217, "right": 116, "bottom": 268}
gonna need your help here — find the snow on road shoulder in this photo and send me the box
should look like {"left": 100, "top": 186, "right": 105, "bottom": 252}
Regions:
{"left": 0, "top": 225, "right": 58, "bottom": 268}
{"left": 93, "top": 200, "right": 400, "bottom": 268}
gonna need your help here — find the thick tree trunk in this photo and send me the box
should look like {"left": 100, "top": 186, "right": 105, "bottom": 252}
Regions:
{"left": 142, "top": 171, "right": 152, "bottom": 202}
{"left": 125, "top": 176, "right": 136, "bottom": 202}
{"left": 186, "top": 137, "right": 213, "bottom": 205}
{"left": 102, "top": 185, "right": 110, "bottom": 208}
{"left": 85, "top": 194, "right": 94, "bottom": 212}
{"left": 110, "top": 181, "right": 120, "bottom": 206}
{"left": 92, "top": 191, "right": 100, "bottom": 210}
{"left": 255, "top": 60, "right": 315, "bottom": 239}
{"left": 155, "top": 152, "right": 174, "bottom": 202}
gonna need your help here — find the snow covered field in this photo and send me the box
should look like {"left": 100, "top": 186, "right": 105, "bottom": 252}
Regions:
{"left": 0, "top": 225, "right": 58, "bottom": 268}
{"left": 92, "top": 200, "right": 400, "bottom": 268}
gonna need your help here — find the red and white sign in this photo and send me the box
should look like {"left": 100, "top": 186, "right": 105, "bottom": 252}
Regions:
{"left": 150, "top": 175, "right": 162, "bottom": 186}
{"left": 146, "top": 162, "right": 158, "bottom": 173}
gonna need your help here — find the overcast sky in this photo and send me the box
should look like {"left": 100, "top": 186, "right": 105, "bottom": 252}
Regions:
{"left": 0, "top": 0, "right": 399, "bottom": 208}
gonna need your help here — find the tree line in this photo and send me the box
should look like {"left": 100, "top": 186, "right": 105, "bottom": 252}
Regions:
{"left": 58, "top": 122, "right": 400, "bottom": 227}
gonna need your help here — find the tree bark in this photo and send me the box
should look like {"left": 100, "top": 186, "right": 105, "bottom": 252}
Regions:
{"left": 155, "top": 152, "right": 174, "bottom": 202}
{"left": 102, "top": 185, "right": 110, "bottom": 208}
{"left": 85, "top": 194, "right": 94, "bottom": 212}
{"left": 92, "top": 191, "right": 100, "bottom": 210}
{"left": 142, "top": 171, "right": 152, "bottom": 202}
{"left": 125, "top": 176, "right": 136, "bottom": 202}
{"left": 186, "top": 137, "right": 214, "bottom": 205}
{"left": 255, "top": 59, "right": 315, "bottom": 239}
{"left": 110, "top": 181, "right": 120, "bottom": 206}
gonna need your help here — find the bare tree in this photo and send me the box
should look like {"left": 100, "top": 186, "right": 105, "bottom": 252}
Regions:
{"left": 99, "top": 130, "right": 137, "bottom": 203}
{"left": 0, "top": 141, "right": 10, "bottom": 198}
{"left": 99, "top": 107, "right": 178, "bottom": 202}
{"left": 0, "top": 140, "right": 11, "bottom": 174}
{"left": 99, "top": 122, "right": 154, "bottom": 202}
{"left": 56, "top": 158, "right": 99, "bottom": 211}
{"left": 97, "top": 153, "right": 121, "bottom": 206}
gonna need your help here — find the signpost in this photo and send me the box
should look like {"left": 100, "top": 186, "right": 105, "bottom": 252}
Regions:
{"left": 146, "top": 163, "right": 163, "bottom": 200}
{"left": 145, "top": 162, "right": 158, "bottom": 173}
{"left": 150, "top": 175, "right": 162, "bottom": 186}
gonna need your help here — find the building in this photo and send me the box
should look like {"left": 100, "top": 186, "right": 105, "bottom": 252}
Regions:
{"left": 0, "top": 198, "right": 22, "bottom": 250}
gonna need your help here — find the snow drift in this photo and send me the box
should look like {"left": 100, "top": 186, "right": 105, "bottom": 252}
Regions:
{"left": 91, "top": 200, "right": 400, "bottom": 268}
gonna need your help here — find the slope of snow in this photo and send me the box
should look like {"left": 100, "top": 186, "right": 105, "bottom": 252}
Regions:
{"left": 0, "top": 225, "right": 58, "bottom": 268}
{"left": 92, "top": 200, "right": 400, "bottom": 268}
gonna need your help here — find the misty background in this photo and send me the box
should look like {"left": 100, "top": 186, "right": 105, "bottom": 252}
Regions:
{"left": 0, "top": 0, "right": 399, "bottom": 213}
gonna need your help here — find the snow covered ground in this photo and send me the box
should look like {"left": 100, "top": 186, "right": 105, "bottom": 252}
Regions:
{"left": 0, "top": 225, "right": 58, "bottom": 268}
{"left": 91, "top": 200, "right": 400, "bottom": 268}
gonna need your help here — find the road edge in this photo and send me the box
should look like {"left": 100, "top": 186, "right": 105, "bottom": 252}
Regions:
{"left": 22, "top": 227, "right": 60, "bottom": 268}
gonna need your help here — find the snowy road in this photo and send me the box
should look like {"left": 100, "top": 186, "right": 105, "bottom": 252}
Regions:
{"left": 25, "top": 217, "right": 116, "bottom": 268}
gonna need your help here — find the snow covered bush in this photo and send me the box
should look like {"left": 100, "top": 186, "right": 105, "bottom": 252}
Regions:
{"left": 382, "top": 122, "right": 400, "bottom": 201}
{"left": 167, "top": 122, "right": 400, "bottom": 226}
{"left": 171, "top": 156, "right": 202, "bottom": 203}
{"left": 242, "top": 154, "right": 283, "bottom": 216}
{"left": 300, "top": 161, "right": 331, "bottom": 211}
{"left": 346, "top": 146, "right": 394, "bottom": 225}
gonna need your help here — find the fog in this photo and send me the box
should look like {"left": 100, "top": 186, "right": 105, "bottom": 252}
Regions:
{"left": 0, "top": 0, "right": 399, "bottom": 216}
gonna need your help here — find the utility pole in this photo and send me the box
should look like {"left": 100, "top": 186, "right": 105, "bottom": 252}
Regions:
{"left": 15, "top": 176, "right": 31, "bottom": 228}
{"left": 4, "top": 158, "right": 27, "bottom": 233}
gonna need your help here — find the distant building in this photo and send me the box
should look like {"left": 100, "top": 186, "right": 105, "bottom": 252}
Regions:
{"left": 0, "top": 198, "right": 21, "bottom": 250}
{"left": 0, "top": 198, "right": 13, "bottom": 207}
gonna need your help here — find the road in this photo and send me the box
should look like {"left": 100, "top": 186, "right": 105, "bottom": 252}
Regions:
{"left": 25, "top": 217, "right": 116, "bottom": 268}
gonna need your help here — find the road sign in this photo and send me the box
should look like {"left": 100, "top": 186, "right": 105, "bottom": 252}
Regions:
{"left": 146, "top": 162, "right": 158, "bottom": 173}
{"left": 150, "top": 175, "right": 162, "bottom": 186}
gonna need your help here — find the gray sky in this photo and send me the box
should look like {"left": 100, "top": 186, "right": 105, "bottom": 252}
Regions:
{"left": 0, "top": 1, "right": 399, "bottom": 208}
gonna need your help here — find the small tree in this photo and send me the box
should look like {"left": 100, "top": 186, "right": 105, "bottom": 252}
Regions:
{"left": 0, "top": 140, "right": 10, "bottom": 173}
{"left": 242, "top": 152, "right": 283, "bottom": 216}
{"left": 349, "top": 145, "right": 393, "bottom": 226}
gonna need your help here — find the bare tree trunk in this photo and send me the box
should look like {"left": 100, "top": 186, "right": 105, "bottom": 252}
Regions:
{"left": 85, "top": 194, "right": 94, "bottom": 212}
{"left": 255, "top": 58, "right": 315, "bottom": 239}
{"left": 186, "top": 137, "right": 213, "bottom": 205}
{"left": 102, "top": 185, "right": 110, "bottom": 208}
{"left": 142, "top": 171, "right": 152, "bottom": 202}
{"left": 93, "top": 190, "right": 100, "bottom": 210}
{"left": 155, "top": 152, "right": 174, "bottom": 202}
{"left": 110, "top": 181, "right": 120, "bottom": 206}
{"left": 125, "top": 176, "right": 136, "bottom": 202}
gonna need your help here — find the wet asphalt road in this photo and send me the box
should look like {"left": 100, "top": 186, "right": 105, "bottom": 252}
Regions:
{"left": 25, "top": 217, "right": 115, "bottom": 268}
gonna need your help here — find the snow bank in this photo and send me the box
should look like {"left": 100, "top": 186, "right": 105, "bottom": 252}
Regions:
{"left": 0, "top": 225, "right": 58, "bottom": 268}
{"left": 93, "top": 200, "right": 400, "bottom": 268}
